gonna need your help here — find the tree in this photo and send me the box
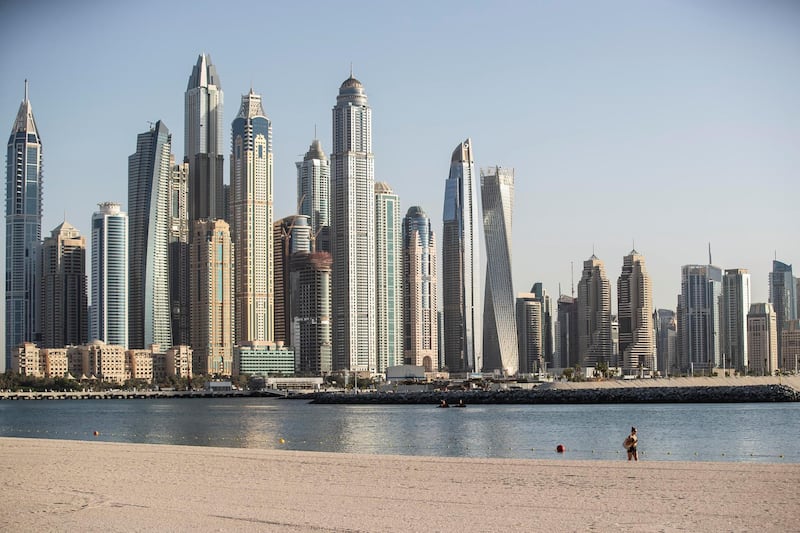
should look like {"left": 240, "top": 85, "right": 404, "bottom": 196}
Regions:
{"left": 562, "top": 368, "right": 574, "bottom": 380}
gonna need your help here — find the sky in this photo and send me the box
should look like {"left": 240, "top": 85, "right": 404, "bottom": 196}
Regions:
{"left": 2, "top": 0, "right": 799, "bottom": 368}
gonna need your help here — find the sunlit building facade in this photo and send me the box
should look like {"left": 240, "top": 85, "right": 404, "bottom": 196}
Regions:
{"left": 296, "top": 139, "right": 330, "bottom": 252}
{"left": 402, "top": 206, "right": 437, "bottom": 371}
{"left": 577, "top": 255, "right": 613, "bottom": 369}
{"left": 617, "top": 250, "right": 654, "bottom": 374}
{"left": 91, "top": 202, "right": 128, "bottom": 347}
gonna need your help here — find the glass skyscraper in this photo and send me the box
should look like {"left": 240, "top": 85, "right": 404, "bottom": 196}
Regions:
{"left": 769, "top": 260, "right": 797, "bottom": 365}
{"left": 330, "top": 74, "right": 375, "bottom": 373}
{"left": 480, "top": 166, "right": 518, "bottom": 376}
{"left": 375, "top": 182, "right": 401, "bottom": 373}
{"left": 5, "top": 82, "right": 42, "bottom": 369}
{"left": 128, "top": 121, "right": 173, "bottom": 349}
{"left": 442, "top": 139, "right": 480, "bottom": 374}
{"left": 91, "top": 202, "right": 128, "bottom": 347}
{"left": 678, "top": 264, "right": 723, "bottom": 373}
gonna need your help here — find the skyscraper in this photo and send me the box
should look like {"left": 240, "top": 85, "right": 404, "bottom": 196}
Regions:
{"left": 747, "top": 303, "right": 778, "bottom": 375}
{"left": 330, "top": 74, "right": 375, "bottom": 373}
{"left": 189, "top": 219, "right": 233, "bottom": 375}
{"left": 290, "top": 251, "right": 333, "bottom": 375}
{"left": 168, "top": 155, "right": 190, "bottom": 346}
{"left": 273, "top": 215, "right": 312, "bottom": 346}
{"left": 769, "top": 260, "right": 797, "bottom": 365}
{"left": 677, "top": 264, "right": 723, "bottom": 373}
{"left": 91, "top": 202, "right": 128, "bottom": 347}
{"left": 442, "top": 139, "right": 480, "bottom": 374}
{"left": 296, "top": 138, "right": 330, "bottom": 252}
{"left": 516, "top": 293, "right": 543, "bottom": 375}
{"left": 185, "top": 53, "right": 225, "bottom": 222}
{"left": 375, "top": 183, "right": 402, "bottom": 373}
{"left": 231, "top": 90, "right": 273, "bottom": 343}
{"left": 5, "top": 81, "right": 42, "bottom": 369}
{"left": 617, "top": 250, "right": 655, "bottom": 374}
{"left": 481, "top": 166, "right": 518, "bottom": 376}
{"left": 722, "top": 268, "right": 751, "bottom": 373}
{"left": 531, "top": 282, "right": 555, "bottom": 367}
{"left": 557, "top": 294, "right": 579, "bottom": 369}
{"left": 402, "top": 206, "right": 438, "bottom": 372}
{"left": 577, "top": 255, "right": 612, "bottom": 369}
{"left": 654, "top": 309, "right": 677, "bottom": 376}
{"left": 128, "top": 120, "right": 172, "bottom": 349}
{"left": 40, "top": 221, "right": 87, "bottom": 348}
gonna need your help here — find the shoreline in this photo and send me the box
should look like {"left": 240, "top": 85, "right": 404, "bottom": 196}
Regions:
{"left": 2, "top": 437, "right": 798, "bottom": 532}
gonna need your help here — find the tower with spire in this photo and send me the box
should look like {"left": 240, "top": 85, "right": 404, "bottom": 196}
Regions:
{"left": 296, "top": 138, "right": 330, "bottom": 252}
{"left": 5, "top": 81, "right": 43, "bottom": 369}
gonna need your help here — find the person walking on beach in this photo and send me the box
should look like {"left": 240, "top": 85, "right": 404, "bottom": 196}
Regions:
{"left": 624, "top": 427, "right": 639, "bottom": 461}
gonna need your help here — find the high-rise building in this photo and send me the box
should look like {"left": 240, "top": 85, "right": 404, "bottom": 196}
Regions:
{"left": 185, "top": 53, "right": 225, "bottom": 222}
{"left": 375, "top": 182, "right": 402, "bottom": 373}
{"left": 296, "top": 139, "right": 330, "bottom": 252}
{"left": 516, "top": 293, "right": 543, "bottom": 375}
{"left": 747, "top": 303, "right": 778, "bottom": 375}
{"left": 531, "top": 282, "right": 555, "bottom": 367}
{"left": 480, "top": 166, "right": 518, "bottom": 376}
{"left": 91, "top": 202, "right": 128, "bottom": 347}
{"left": 128, "top": 121, "right": 172, "bottom": 349}
{"left": 577, "top": 255, "right": 612, "bottom": 369}
{"left": 231, "top": 90, "right": 273, "bottom": 343}
{"left": 653, "top": 309, "right": 677, "bottom": 376}
{"left": 330, "top": 74, "right": 375, "bottom": 373}
{"left": 557, "top": 295, "right": 579, "bottom": 369}
{"left": 5, "top": 81, "right": 42, "bottom": 369}
{"left": 402, "top": 206, "right": 437, "bottom": 372}
{"left": 40, "top": 221, "right": 88, "bottom": 348}
{"left": 721, "top": 268, "right": 751, "bottom": 373}
{"left": 617, "top": 250, "right": 655, "bottom": 374}
{"left": 290, "top": 251, "right": 333, "bottom": 375}
{"left": 781, "top": 320, "right": 800, "bottom": 373}
{"left": 168, "top": 155, "right": 190, "bottom": 346}
{"left": 769, "top": 260, "right": 797, "bottom": 365}
{"left": 273, "top": 215, "right": 312, "bottom": 346}
{"left": 677, "top": 264, "right": 723, "bottom": 373}
{"left": 189, "top": 219, "right": 234, "bottom": 375}
{"left": 441, "top": 139, "right": 480, "bottom": 374}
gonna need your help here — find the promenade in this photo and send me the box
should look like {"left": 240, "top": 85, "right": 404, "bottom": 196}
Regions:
{"left": 2, "top": 437, "right": 798, "bottom": 532}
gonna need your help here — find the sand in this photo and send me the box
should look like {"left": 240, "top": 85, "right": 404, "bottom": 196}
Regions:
{"left": 1, "top": 437, "right": 798, "bottom": 532}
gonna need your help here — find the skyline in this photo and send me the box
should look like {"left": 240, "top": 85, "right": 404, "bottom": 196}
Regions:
{"left": 2, "top": 1, "right": 799, "bottom": 369}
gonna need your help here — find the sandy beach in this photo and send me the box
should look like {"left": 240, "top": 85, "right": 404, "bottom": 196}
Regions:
{"left": 1, "top": 437, "right": 798, "bottom": 532}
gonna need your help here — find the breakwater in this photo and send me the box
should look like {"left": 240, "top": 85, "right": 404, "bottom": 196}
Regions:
{"left": 0, "top": 390, "right": 282, "bottom": 401}
{"left": 310, "top": 384, "right": 800, "bottom": 404}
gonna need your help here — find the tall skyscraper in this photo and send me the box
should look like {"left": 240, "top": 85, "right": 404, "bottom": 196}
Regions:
{"left": 722, "top": 268, "right": 751, "bottom": 373}
{"left": 189, "top": 219, "right": 234, "bottom": 375}
{"left": 781, "top": 320, "right": 800, "bottom": 373}
{"left": 273, "top": 215, "right": 312, "bottom": 346}
{"left": 402, "top": 206, "right": 438, "bottom": 372}
{"left": 617, "top": 250, "right": 655, "bottom": 374}
{"left": 577, "top": 255, "right": 612, "bottom": 369}
{"left": 296, "top": 138, "right": 330, "bottom": 252}
{"left": 516, "top": 293, "right": 543, "bottom": 375}
{"left": 330, "top": 74, "right": 375, "bottom": 373}
{"left": 531, "top": 282, "right": 555, "bottom": 367}
{"left": 375, "top": 182, "right": 402, "bottom": 373}
{"left": 747, "top": 303, "right": 778, "bottom": 375}
{"left": 442, "top": 139, "right": 480, "bottom": 374}
{"left": 40, "top": 221, "right": 88, "bottom": 348}
{"left": 290, "top": 251, "right": 333, "bottom": 375}
{"left": 5, "top": 81, "right": 42, "bottom": 369}
{"left": 91, "top": 202, "right": 128, "bottom": 347}
{"left": 677, "top": 264, "right": 723, "bottom": 373}
{"left": 128, "top": 120, "right": 172, "bottom": 349}
{"left": 168, "top": 155, "right": 190, "bottom": 346}
{"left": 557, "top": 294, "right": 579, "bottom": 369}
{"left": 654, "top": 309, "right": 677, "bottom": 376}
{"left": 480, "top": 166, "right": 518, "bottom": 376}
{"left": 185, "top": 53, "right": 225, "bottom": 222}
{"left": 231, "top": 89, "right": 273, "bottom": 343}
{"left": 769, "top": 260, "right": 797, "bottom": 365}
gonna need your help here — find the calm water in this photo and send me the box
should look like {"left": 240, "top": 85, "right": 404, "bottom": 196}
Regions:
{"left": 1, "top": 398, "right": 798, "bottom": 462}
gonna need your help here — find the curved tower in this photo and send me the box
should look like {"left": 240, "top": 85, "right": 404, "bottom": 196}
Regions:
{"left": 442, "top": 139, "right": 480, "bottom": 374}
{"left": 330, "top": 74, "right": 375, "bottom": 372}
{"left": 480, "top": 166, "right": 518, "bottom": 375}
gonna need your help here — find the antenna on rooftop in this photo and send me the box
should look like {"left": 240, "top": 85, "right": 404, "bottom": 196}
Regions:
{"left": 24, "top": 79, "right": 28, "bottom": 102}
{"left": 570, "top": 261, "right": 575, "bottom": 297}
{"left": 708, "top": 242, "right": 712, "bottom": 265}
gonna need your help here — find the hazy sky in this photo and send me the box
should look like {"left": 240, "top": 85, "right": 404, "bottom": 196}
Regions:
{"left": 2, "top": 0, "right": 798, "bottom": 367}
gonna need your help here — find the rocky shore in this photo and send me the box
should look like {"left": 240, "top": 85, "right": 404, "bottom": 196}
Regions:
{"left": 310, "top": 383, "right": 800, "bottom": 404}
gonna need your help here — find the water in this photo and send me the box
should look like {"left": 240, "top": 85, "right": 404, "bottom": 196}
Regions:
{"left": 1, "top": 398, "right": 798, "bottom": 462}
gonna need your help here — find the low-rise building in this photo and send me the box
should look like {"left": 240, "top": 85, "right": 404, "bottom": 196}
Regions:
{"left": 234, "top": 342, "right": 295, "bottom": 376}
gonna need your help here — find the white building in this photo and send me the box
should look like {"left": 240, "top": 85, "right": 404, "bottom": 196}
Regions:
{"left": 91, "top": 202, "right": 128, "bottom": 347}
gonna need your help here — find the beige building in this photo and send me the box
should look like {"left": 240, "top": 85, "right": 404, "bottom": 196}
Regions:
{"left": 12, "top": 343, "right": 42, "bottom": 376}
{"left": 578, "top": 255, "right": 613, "bottom": 368}
{"left": 618, "top": 250, "right": 655, "bottom": 374}
{"left": 781, "top": 320, "right": 800, "bottom": 373}
{"left": 190, "top": 219, "right": 234, "bottom": 375}
{"left": 41, "top": 348, "right": 69, "bottom": 378}
{"left": 126, "top": 349, "right": 154, "bottom": 381}
{"left": 747, "top": 303, "right": 778, "bottom": 375}
{"left": 166, "top": 345, "right": 193, "bottom": 378}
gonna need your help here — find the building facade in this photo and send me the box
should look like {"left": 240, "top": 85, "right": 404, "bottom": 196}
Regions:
{"left": 480, "top": 166, "right": 518, "bottom": 375}
{"left": 617, "top": 250, "right": 655, "bottom": 374}
{"left": 654, "top": 309, "right": 678, "bottom": 376}
{"left": 185, "top": 53, "right": 225, "bottom": 222}
{"left": 516, "top": 293, "right": 543, "bottom": 375}
{"left": 290, "top": 251, "right": 333, "bottom": 375}
{"left": 5, "top": 82, "right": 43, "bottom": 369}
{"left": 677, "top": 264, "right": 723, "bottom": 373}
{"left": 273, "top": 215, "right": 312, "bottom": 346}
{"left": 722, "top": 268, "right": 751, "bottom": 372}
{"left": 769, "top": 260, "right": 797, "bottom": 365}
{"left": 231, "top": 90, "right": 274, "bottom": 343}
{"left": 531, "top": 283, "right": 555, "bottom": 367}
{"left": 168, "top": 155, "right": 190, "bottom": 346}
{"left": 330, "top": 75, "right": 376, "bottom": 373}
{"left": 402, "top": 206, "right": 438, "bottom": 372}
{"left": 557, "top": 294, "right": 579, "bottom": 369}
{"left": 577, "top": 255, "right": 613, "bottom": 369}
{"left": 747, "top": 303, "right": 778, "bottom": 376}
{"left": 781, "top": 320, "right": 800, "bottom": 373}
{"left": 441, "top": 139, "right": 480, "bottom": 374}
{"left": 91, "top": 202, "right": 128, "bottom": 346}
{"left": 40, "top": 221, "right": 88, "bottom": 348}
{"left": 375, "top": 183, "right": 402, "bottom": 373}
{"left": 296, "top": 139, "right": 330, "bottom": 252}
{"left": 128, "top": 121, "right": 172, "bottom": 349}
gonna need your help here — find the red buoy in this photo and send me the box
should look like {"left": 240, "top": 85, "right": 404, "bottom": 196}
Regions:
{"left": 93, "top": 431, "right": 99, "bottom": 436}
{"left": 556, "top": 444, "right": 565, "bottom": 453}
